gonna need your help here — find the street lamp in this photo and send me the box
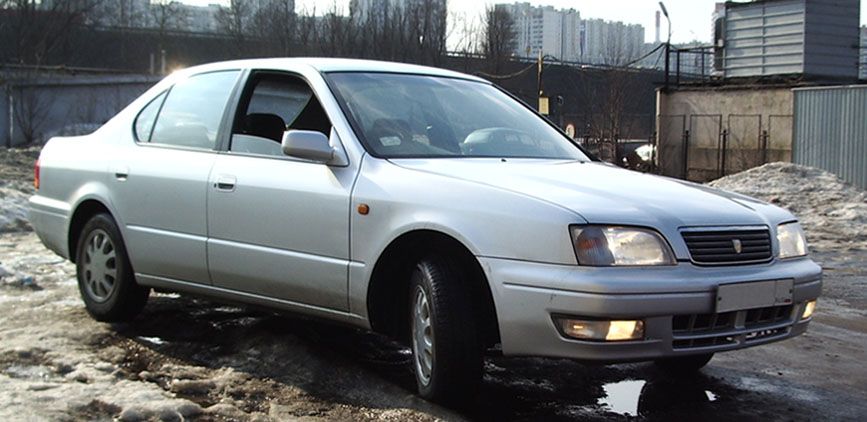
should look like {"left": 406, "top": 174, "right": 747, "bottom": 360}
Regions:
{"left": 659, "top": 1, "right": 672, "bottom": 90}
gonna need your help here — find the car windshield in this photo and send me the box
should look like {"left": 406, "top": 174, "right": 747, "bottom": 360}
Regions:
{"left": 326, "top": 72, "right": 588, "bottom": 160}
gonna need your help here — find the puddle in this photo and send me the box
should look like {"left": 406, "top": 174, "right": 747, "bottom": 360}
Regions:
{"left": 600, "top": 378, "right": 722, "bottom": 417}
{"left": 600, "top": 379, "right": 645, "bottom": 416}
{"left": 137, "top": 336, "right": 167, "bottom": 345}
{"left": 4, "top": 364, "right": 52, "bottom": 380}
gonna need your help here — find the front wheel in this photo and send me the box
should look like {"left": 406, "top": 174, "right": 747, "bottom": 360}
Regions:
{"left": 76, "top": 213, "right": 149, "bottom": 322}
{"left": 409, "top": 255, "right": 483, "bottom": 405}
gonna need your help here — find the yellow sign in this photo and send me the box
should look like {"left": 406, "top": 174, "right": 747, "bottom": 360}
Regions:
{"left": 538, "top": 96, "right": 549, "bottom": 115}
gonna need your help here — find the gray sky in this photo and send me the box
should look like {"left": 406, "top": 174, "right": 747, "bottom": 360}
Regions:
{"left": 184, "top": 0, "right": 867, "bottom": 44}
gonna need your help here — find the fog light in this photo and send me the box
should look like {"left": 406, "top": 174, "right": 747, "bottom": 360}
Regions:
{"left": 802, "top": 300, "right": 817, "bottom": 320}
{"left": 556, "top": 318, "right": 644, "bottom": 341}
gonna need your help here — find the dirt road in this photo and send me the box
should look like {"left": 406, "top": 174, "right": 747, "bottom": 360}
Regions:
{"left": 2, "top": 230, "right": 866, "bottom": 421}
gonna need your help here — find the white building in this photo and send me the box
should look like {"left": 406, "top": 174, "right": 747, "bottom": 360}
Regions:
{"left": 581, "top": 18, "right": 645, "bottom": 65}
{"left": 500, "top": 3, "right": 581, "bottom": 62}
{"left": 498, "top": 2, "right": 645, "bottom": 65}
{"left": 350, "top": 0, "right": 444, "bottom": 22}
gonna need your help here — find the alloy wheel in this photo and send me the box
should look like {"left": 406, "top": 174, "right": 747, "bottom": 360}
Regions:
{"left": 412, "top": 286, "right": 435, "bottom": 385}
{"left": 81, "top": 229, "right": 118, "bottom": 303}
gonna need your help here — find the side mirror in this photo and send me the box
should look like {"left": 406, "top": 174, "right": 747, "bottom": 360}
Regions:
{"left": 281, "top": 130, "right": 334, "bottom": 163}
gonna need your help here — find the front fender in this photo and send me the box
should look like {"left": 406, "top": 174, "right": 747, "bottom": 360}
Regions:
{"left": 348, "top": 157, "right": 584, "bottom": 319}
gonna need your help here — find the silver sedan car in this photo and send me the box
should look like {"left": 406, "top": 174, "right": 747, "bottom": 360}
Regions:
{"left": 29, "top": 59, "right": 821, "bottom": 405}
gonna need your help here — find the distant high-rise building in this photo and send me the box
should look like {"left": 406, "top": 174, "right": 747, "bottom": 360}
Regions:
{"left": 581, "top": 18, "right": 645, "bottom": 65}
{"left": 350, "top": 0, "right": 444, "bottom": 22}
{"left": 498, "top": 2, "right": 645, "bottom": 65}
{"left": 502, "top": 3, "right": 580, "bottom": 61}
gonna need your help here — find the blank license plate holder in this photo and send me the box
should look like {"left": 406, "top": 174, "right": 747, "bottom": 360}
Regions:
{"left": 716, "top": 279, "right": 793, "bottom": 313}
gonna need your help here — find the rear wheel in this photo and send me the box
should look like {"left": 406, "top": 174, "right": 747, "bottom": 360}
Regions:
{"left": 409, "top": 255, "right": 483, "bottom": 405}
{"left": 654, "top": 353, "right": 714, "bottom": 375}
{"left": 76, "top": 213, "right": 149, "bottom": 322}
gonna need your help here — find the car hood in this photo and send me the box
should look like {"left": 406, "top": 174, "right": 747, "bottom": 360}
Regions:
{"left": 390, "top": 158, "right": 788, "bottom": 228}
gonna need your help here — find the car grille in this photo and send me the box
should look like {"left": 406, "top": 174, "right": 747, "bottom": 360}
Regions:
{"left": 671, "top": 304, "right": 795, "bottom": 350}
{"left": 681, "top": 228, "right": 773, "bottom": 265}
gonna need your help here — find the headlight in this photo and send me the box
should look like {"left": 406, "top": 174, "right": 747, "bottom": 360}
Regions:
{"left": 777, "top": 222, "right": 808, "bottom": 258}
{"left": 570, "top": 226, "right": 675, "bottom": 266}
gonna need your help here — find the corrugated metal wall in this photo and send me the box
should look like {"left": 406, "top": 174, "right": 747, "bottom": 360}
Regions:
{"left": 793, "top": 85, "right": 867, "bottom": 190}
{"left": 724, "top": 0, "right": 806, "bottom": 78}
{"left": 723, "top": 0, "right": 860, "bottom": 79}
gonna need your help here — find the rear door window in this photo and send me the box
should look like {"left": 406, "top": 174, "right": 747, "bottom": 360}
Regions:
{"left": 148, "top": 71, "right": 240, "bottom": 150}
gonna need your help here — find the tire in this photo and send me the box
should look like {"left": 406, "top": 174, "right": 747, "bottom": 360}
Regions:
{"left": 409, "top": 255, "right": 483, "bottom": 406}
{"left": 654, "top": 353, "right": 714, "bottom": 375}
{"left": 75, "top": 213, "right": 149, "bottom": 322}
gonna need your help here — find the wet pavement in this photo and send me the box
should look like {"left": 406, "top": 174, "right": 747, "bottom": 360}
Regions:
{"left": 2, "top": 230, "right": 867, "bottom": 420}
{"left": 111, "top": 292, "right": 865, "bottom": 421}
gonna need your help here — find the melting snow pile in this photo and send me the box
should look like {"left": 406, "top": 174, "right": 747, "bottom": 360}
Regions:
{"left": 0, "top": 182, "right": 32, "bottom": 233}
{"left": 0, "top": 147, "right": 38, "bottom": 233}
{"left": 709, "top": 162, "right": 867, "bottom": 252}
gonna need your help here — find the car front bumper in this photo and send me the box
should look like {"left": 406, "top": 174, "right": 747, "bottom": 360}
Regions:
{"left": 480, "top": 256, "right": 822, "bottom": 362}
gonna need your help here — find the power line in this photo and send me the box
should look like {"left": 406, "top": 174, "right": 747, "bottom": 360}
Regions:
{"left": 474, "top": 62, "right": 536, "bottom": 80}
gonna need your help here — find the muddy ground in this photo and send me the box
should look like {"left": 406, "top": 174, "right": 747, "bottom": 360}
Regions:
{"left": 2, "top": 149, "right": 866, "bottom": 420}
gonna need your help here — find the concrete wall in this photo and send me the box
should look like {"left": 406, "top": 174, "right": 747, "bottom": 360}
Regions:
{"left": 1, "top": 74, "right": 159, "bottom": 147}
{"left": 656, "top": 86, "right": 793, "bottom": 181}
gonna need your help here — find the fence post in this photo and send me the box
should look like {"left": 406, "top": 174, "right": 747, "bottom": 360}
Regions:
{"left": 761, "top": 130, "right": 769, "bottom": 164}
{"left": 682, "top": 129, "right": 690, "bottom": 180}
{"left": 720, "top": 129, "right": 728, "bottom": 178}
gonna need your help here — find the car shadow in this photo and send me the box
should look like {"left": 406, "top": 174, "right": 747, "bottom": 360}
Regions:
{"left": 107, "top": 294, "right": 825, "bottom": 421}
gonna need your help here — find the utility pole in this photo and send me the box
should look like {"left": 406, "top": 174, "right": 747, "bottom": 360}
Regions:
{"left": 537, "top": 50, "right": 543, "bottom": 97}
{"left": 537, "top": 51, "right": 549, "bottom": 115}
{"left": 659, "top": 2, "right": 671, "bottom": 91}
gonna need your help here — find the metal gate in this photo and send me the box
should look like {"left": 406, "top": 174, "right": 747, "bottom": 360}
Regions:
{"left": 723, "top": 114, "right": 762, "bottom": 176}
{"left": 687, "top": 114, "right": 722, "bottom": 182}
{"left": 657, "top": 114, "right": 687, "bottom": 178}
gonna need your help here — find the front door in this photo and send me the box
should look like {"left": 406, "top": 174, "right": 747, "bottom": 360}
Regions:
{"left": 206, "top": 71, "right": 353, "bottom": 311}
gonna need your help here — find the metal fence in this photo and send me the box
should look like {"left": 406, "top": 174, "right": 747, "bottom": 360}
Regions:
{"left": 793, "top": 85, "right": 867, "bottom": 190}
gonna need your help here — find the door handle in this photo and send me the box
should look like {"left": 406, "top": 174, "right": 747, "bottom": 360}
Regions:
{"left": 111, "top": 166, "right": 129, "bottom": 181}
{"left": 214, "top": 175, "right": 237, "bottom": 192}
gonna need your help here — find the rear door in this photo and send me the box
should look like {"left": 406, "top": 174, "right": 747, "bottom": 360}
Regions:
{"left": 113, "top": 70, "right": 242, "bottom": 285}
{"left": 206, "top": 70, "right": 354, "bottom": 311}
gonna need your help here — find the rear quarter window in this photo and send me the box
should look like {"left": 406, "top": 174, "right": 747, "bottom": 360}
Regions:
{"left": 133, "top": 91, "right": 167, "bottom": 142}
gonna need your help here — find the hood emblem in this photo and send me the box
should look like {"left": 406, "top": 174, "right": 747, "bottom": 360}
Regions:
{"left": 732, "top": 239, "right": 743, "bottom": 254}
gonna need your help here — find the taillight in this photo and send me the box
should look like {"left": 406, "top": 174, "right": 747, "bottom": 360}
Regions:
{"left": 34, "top": 158, "right": 40, "bottom": 190}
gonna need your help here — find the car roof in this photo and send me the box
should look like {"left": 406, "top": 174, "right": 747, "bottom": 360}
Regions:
{"left": 176, "top": 58, "right": 488, "bottom": 83}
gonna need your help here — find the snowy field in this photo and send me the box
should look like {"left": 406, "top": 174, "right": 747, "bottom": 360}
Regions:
{"left": 1, "top": 147, "right": 866, "bottom": 421}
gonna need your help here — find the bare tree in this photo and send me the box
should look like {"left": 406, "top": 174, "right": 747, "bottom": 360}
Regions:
{"left": 250, "top": 0, "right": 296, "bottom": 56}
{"left": 448, "top": 10, "right": 483, "bottom": 56}
{"left": 3, "top": 0, "right": 100, "bottom": 66}
{"left": 12, "top": 82, "right": 51, "bottom": 145}
{"left": 294, "top": 5, "right": 319, "bottom": 56}
{"left": 481, "top": 5, "right": 516, "bottom": 73}
{"left": 142, "top": 1, "right": 187, "bottom": 74}
{"left": 216, "top": 0, "right": 253, "bottom": 55}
